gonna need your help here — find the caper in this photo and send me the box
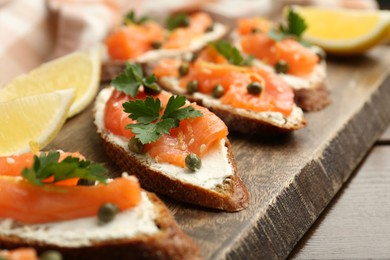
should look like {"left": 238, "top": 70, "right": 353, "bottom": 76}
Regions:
{"left": 144, "top": 82, "right": 162, "bottom": 95}
{"left": 98, "top": 203, "right": 119, "bottom": 224}
{"left": 212, "top": 84, "right": 225, "bottom": 98}
{"left": 128, "top": 137, "right": 144, "bottom": 154}
{"left": 205, "top": 23, "right": 215, "bottom": 32}
{"left": 247, "top": 82, "right": 263, "bottom": 95}
{"left": 186, "top": 80, "right": 199, "bottom": 94}
{"left": 251, "top": 27, "right": 261, "bottom": 34}
{"left": 40, "top": 250, "right": 63, "bottom": 260}
{"left": 315, "top": 48, "right": 326, "bottom": 61}
{"left": 178, "top": 63, "right": 189, "bottom": 77}
{"left": 185, "top": 153, "right": 202, "bottom": 171}
{"left": 77, "top": 178, "right": 95, "bottom": 186}
{"left": 151, "top": 41, "right": 162, "bottom": 49}
{"left": 274, "top": 60, "right": 289, "bottom": 74}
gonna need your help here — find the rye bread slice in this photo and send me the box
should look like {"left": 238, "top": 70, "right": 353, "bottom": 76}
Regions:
{"left": 157, "top": 76, "right": 306, "bottom": 136}
{"left": 101, "top": 22, "right": 227, "bottom": 82}
{"left": 94, "top": 88, "right": 250, "bottom": 212}
{"left": 0, "top": 192, "right": 201, "bottom": 260}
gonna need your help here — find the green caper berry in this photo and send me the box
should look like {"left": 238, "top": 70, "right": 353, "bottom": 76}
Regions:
{"left": 212, "top": 84, "right": 225, "bottom": 98}
{"left": 185, "top": 153, "right": 202, "bottom": 171}
{"left": 40, "top": 250, "right": 63, "bottom": 260}
{"left": 315, "top": 48, "right": 326, "bottom": 61}
{"left": 151, "top": 41, "right": 162, "bottom": 49}
{"left": 144, "top": 82, "right": 162, "bottom": 95}
{"left": 247, "top": 82, "right": 263, "bottom": 95}
{"left": 186, "top": 80, "right": 199, "bottom": 94}
{"left": 128, "top": 137, "right": 144, "bottom": 154}
{"left": 98, "top": 203, "right": 119, "bottom": 224}
{"left": 274, "top": 60, "right": 289, "bottom": 74}
{"left": 178, "top": 63, "right": 189, "bottom": 77}
{"left": 0, "top": 257, "right": 7, "bottom": 260}
{"left": 251, "top": 27, "right": 261, "bottom": 34}
{"left": 205, "top": 23, "right": 215, "bottom": 32}
{"left": 77, "top": 178, "right": 95, "bottom": 186}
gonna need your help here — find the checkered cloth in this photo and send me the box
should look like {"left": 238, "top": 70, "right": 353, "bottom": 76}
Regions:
{"left": 0, "top": 0, "right": 378, "bottom": 85}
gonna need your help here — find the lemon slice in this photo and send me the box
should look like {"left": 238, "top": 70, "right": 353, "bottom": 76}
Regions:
{"left": 0, "top": 46, "right": 101, "bottom": 117}
{"left": 292, "top": 6, "right": 390, "bottom": 55}
{"left": 0, "top": 89, "right": 75, "bottom": 156}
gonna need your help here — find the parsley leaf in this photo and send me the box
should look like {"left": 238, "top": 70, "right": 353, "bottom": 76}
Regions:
{"left": 123, "top": 95, "right": 203, "bottom": 144}
{"left": 111, "top": 63, "right": 160, "bottom": 97}
{"left": 267, "top": 8, "right": 308, "bottom": 44}
{"left": 211, "top": 40, "right": 252, "bottom": 66}
{"left": 166, "top": 13, "right": 190, "bottom": 31}
{"left": 123, "top": 10, "right": 150, "bottom": 25}
{"left": 21, "top": 151, "right": 107, "bottom": 186}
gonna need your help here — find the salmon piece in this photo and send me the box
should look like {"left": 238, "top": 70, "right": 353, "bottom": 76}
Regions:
{"left": 274, "top": 39, "right": 319, "bottom": 76}
{"left": 237, "top": 17, "right": 319, "bottom": 76}
{"left": 177, "top": 61, "right": 294, "bottom": 115}
{"left": 237, "top": 17, "right": 273, "bottom": 35}
{"left": 104, "top": 89, "right": 169, "bottom": 139}
{"left": 0, "top": 248, "right": 37, "bottom": 260}
{"left": 221, "top": 68, "right": 294, "bottom": 115}
{"left": 146, "top": 105, "right": 228, "bottom": 167}
{"left": 104, "top": 90, "right": 228, "bottom": 167}
{"left": 0, "top": 176, "right": 141, "bottom": 224}
{"left": 106, "top": 22, "right": 164, "bottom": 60}
{"left": 0, "top": 152, "right": 85, "bottom": 186}
{"left": 152, "top": 58, "right": 182, "bottom": 78}
{"left": 240, "top": 33, "right": 278, "bottom": 65}
{"left": 180, "top": 61, "right": 250, "bottom": 94}
{"left": 163, "top": 12, "right": 213, "bottom": 49}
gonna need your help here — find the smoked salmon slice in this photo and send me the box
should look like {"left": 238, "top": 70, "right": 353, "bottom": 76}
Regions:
{"left": 0, "top": 176, "right": 141, "bottom": 224}
{"left": 237, "top": 17, "right": 319, "bottom": 76}
{"left": 106, "top": 12, "right": 214, "bottom": 60}
{"left": 106, "top": 22, "right": 164, "bottom": 61}
{"left": 104, "top": 89, "right": 228, "bottom": 167}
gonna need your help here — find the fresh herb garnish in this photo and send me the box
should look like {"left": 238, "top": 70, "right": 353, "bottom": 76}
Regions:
{"left": 123, "top": 10, "right": 150, "bottom": 25}
{"left": 267, "top": 8, "right": 309, "bottom": 45}
{"left": 111, "top": 63, "right": 160, "bottom": 97}
{"left": 21, "top": 152, "right": 107, "bottom": 186}
{"left": 211, "top": 40, "right": 253, "bottom": 66}
{"left": 166, "top": 12, "right": 190, "bottom": 31}
{"left": 123, "top": 95, "right": 203, "bottom": 144}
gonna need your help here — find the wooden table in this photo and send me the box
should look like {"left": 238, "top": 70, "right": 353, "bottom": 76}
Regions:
{"left": 289, "top": 127, "right": 390, "bottom": 259}
{"left": 48, "top": 46, "right": 390, "bottom": 259}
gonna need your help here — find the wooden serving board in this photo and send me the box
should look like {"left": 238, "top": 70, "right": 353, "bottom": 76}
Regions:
{"left": 47, "top": 46, "right": 390, "bottom": 259}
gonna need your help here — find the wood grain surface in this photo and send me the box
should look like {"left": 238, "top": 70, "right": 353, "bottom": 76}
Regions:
{"left": 46, "top": 47, "right": 390, "bottom": 259}
{"left": 289, "top": 146, "right": 390, "bottom": 259}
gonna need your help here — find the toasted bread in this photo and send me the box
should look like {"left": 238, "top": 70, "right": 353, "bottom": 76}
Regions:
{"left": 101, "top": 22, "right": 227, "bottom": 82}
{"left": 157, "top": 76, "right": 306, "bottom": 136}
{"left": 94, "top": 87, "right": 249, "bottom": 212}
{"left": 0, "top": 190, "right": 201, "bottom": 260}
{"left": 231, "top": 31, "right": 331, "bottom": 112}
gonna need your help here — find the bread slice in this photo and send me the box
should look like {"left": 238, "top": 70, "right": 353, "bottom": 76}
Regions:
{"left": 0, "top": 189, "right": 201, "bottom": 260}
{"left": 94, "top": 87, "right": 249, "bottom": 212}
{"left": 231, "top": 31, "right": 331, "bottom": 112}
{"left": 157, "top": 76, "right": 306, "bottom": 136}
{"left": 101, "top": 22, "right": 227, "bottom": 82}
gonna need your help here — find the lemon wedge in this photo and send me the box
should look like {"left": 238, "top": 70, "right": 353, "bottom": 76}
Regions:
{"left": 0, "top": 46, "right": 101, "bottom": 117}
{"left": 292, "top": 6, "right": 390, "bottom": 55}
{"left": 0, "top": 89, "right": 74, "bottom": 156}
